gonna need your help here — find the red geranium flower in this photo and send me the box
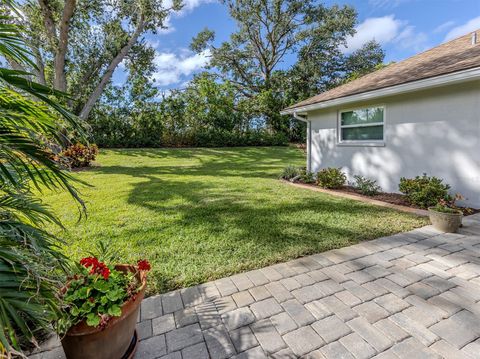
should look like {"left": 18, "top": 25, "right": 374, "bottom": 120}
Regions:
{"left": 100, "top": 267, "right": 110, "bottom": 280}
{"left": 137, "top": 259, "right": 151, "bottom": 271}
{"left": 80, "top": 256, "right": 110, "bottom": 280}
{"left": 80, "top": 256, "right": 99, "bottom": 268}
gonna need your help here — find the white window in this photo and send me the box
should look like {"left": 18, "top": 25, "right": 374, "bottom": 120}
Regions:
{"left": 338, "top": 106, "right": 385, "bottom": 145}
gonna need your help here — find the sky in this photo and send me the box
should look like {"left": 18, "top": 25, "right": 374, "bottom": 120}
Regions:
{"left": 114, "top": 0, "right": 480, "bottom": 92}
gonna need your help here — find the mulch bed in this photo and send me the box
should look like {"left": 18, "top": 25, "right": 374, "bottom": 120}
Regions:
{"left": 298, "top": 183, "right": 479, "bottom": 216}
{"left": 338, "top": 186, "right": 414, "bottom": 207}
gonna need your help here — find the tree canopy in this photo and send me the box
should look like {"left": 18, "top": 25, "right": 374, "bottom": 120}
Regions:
{"left": 5, "top": 0, "right": 385, "bottom": 145}
{"left": 5, "top": 0, "right": 180, "bottom": 119}
{"left": 191, "top": 0, "right": 385, "bottom": 136}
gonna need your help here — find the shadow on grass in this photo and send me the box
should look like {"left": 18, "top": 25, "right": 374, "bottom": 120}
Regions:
{"left": 86, "top": 148, "right": 425, "bottom": 293}
{"left": 101, "top": 147, "right": 298, "bottom": 167}
{"left": 96, "top": 147, "right": 300, "bottom": 180}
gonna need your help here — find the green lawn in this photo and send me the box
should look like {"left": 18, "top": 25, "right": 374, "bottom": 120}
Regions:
{"left": 43, "top": 147, "right": 427, "bottom": 295}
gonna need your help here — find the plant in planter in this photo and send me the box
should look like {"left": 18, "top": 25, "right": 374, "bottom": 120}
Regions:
{"left": 57, "top": 256, "right": 151, "bottom": 359}
{"left": 428, "top": 194, "right": 464, "bottom": 233}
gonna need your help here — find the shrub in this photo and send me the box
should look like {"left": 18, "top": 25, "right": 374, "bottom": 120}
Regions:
{"left": 300, "top": 167, "right": 316, "bottom": 184}
{"left": 191, "top": 129, "right": 288, "bottom": 147}
{"left": 316, "top": 168, "right": 346, "bottom": 189}
{"left": 399, "top": 174, "right": 451, "bottom": 208}
{"left": 90, "top": 107, "right": 289, "bottom": 149}
{"left": 280, "top": 165, "right": 301, "bottom": 180}
{"left": 60, "top": 143, "right": 99, "bottom": 168}
{"left": 354, "top": 175, "right": 381, "bottom": 196}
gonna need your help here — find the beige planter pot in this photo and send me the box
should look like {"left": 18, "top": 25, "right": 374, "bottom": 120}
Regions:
{"left": 428, "top": 208, "right": 463, "bottom": 233}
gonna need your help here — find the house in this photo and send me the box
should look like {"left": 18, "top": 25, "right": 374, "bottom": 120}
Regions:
{"left": 281, "top": 30, "right": 480, "bottom": 207}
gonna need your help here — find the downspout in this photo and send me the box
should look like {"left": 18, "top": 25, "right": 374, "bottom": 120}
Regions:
{"left": 293, "top": 112, "right": 312, "bottom": 172}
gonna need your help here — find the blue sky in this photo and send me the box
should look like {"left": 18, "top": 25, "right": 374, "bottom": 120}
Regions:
{"left": 115, "top": 0, "right": 480, "bottom": 91}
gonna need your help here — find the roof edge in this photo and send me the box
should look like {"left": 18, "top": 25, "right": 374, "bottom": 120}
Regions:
{"left": 281, "top": 66, "right": 480, "bottom": 116}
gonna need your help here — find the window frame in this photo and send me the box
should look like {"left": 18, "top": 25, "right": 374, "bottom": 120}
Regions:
{"left": 337, "top": 105, "right": 386, "bottom": 147}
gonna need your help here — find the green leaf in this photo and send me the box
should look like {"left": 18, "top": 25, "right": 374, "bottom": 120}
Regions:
{"left": 107, "top": 305, "right": 122, "bottom": 317}
{"left": 86, "top": 313, "right": 100, "bottom": 327}
{"left": 81, "top": 301, "right": 94, "bottom": 311}
{"left": 76, "top": 287, "right": 89, "bottom": 299}
{"left": 106, "top": 289, "right": 123, "bottom": 302}
{"left": 93, "top": 280, "right": 109, "bottom": 293}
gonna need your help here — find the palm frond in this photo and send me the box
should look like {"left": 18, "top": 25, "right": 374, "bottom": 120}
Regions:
{"left": 0, "top": 80, "right": 87, "bottom": 211}
{"left": 0, "top": 2, "right": 87, "bottom": 356}
{"left": 0, "top": 18, "right": 36, "bottom": 69}
{"left": 0, "top": 68, "right": 83, "bottom": 131}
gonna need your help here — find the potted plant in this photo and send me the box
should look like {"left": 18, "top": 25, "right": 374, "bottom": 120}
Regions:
{"left": 57, "top": 254, "right": 151, "bottom": 359}
{"left": 428, "top": 194, "right": 464, "bottom": 233}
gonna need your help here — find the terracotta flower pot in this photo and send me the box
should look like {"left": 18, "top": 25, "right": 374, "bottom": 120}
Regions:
{"left": 61, "top": 265, "right": 147, "bottom": 359}
{"left": 428, "top": 207, "right": 463, "bottom": 233}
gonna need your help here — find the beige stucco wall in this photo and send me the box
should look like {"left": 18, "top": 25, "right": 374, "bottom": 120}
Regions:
{"left": 308, "top": 80, "right": 480, "bottom": 207}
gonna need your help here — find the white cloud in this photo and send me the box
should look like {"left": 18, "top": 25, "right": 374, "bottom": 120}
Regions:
{"left": 181, "top": 0, "right": 215, "bottom": 13}
{"left": 345, "top": 16, "right": 402, "bottom": 52}
{"left": 118, "top": 59, "right": 127, "bottom": 69}
{"left": 157, "top": 0, "right": 214, "bottom": 34}
{"left": 433, "top": 20, "right": 456, "bottom": 34}
{"left": 344, "top": 15, "right": 428, "bottom": 53}
{"left": 145, "top": 38, "right": 160, "bottom": 49}
{"left": 152, "top": 49, "right": 211, "bottom": 86}
{"left": 444, "top": 16, "right": 480, "bottom": 41}
{"left": 395, "top": 25, "right": 429, "bottom": 52}
{"left": 157, "top": 16, "right": 176, "bottom": 35}
{"left": 161, "top": 0, "right": 209, "bottom": 13}
{"left": 179, "top": 80, "right": 192, "bottom": 89}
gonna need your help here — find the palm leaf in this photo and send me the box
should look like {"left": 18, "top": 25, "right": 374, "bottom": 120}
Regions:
{"left": 0, "top": 2, "right": 87, "bottom": 356}
{"left": 0, "top": 18, "right": 36, "bottom": 69}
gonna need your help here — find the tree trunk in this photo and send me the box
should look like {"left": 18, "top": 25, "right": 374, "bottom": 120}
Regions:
{"left": 37, "top": 0, "right": 57, "bottom": 48}
{"left": 79, "top": 15, "right": 145, "bottom": 120}
{"left": 54, "top": 0, "right": 76, "bottom": 92}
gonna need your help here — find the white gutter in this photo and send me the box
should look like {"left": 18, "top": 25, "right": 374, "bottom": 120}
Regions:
{"left": 293, "top": 112, "right": 312, "bottom": 172}
{"left": 293, "top": 112, "right": 308, "bottom": 122}
{"left": 281, "top": 66, "right": 480, "bottom": 115}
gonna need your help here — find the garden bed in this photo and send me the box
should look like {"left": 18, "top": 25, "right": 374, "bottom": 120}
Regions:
{"left": 285, "top": 180, "right": 478, "bottom": 216}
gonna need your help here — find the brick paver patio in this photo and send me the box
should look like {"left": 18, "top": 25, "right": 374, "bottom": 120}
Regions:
{"left": 31, "top": 214, "right": 480, "bottom": 359}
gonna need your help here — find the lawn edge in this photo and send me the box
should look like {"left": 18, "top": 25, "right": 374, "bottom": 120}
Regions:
{"left": 282, "top": 180, "right": 429, "bottom": 217}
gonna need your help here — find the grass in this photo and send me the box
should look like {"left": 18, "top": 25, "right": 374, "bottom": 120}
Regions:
{"left": 43, "top": 147, "right": 428, "bottom": 295}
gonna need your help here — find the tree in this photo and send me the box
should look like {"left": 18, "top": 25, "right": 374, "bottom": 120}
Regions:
{"left": 182, "top": 72, "right": 246, "bottom": 132}
{"left": 5, "top": 0, "right": 181, "bottom": 120}
{"left": 287, "top": 39, "right": 385, "bottom": 104}
{"left": 191, "top": 0, "right": 325, "bottom": 96}
{"left": 191, "top": 0, "right": 384, "bottom": 138}
{"left": 0, "top": 7, "right": 86, "bottom": 356}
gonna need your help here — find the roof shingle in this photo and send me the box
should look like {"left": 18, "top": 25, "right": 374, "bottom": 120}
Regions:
{"left": 286, "top": 30, "right": 480, "bottom": 111}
